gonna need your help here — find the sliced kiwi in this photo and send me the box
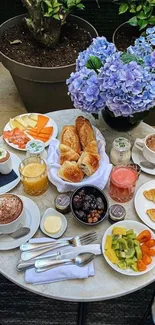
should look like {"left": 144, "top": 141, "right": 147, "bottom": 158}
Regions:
{"left": 117, "top": 260, "right": 127, "bottom": 270}
{"left": 125, "top": 248, "right": 135, "bottom": 259}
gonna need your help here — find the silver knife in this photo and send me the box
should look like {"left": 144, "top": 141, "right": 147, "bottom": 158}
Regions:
{"left": 17, "top": 244, "right": 101, "bottom": 271}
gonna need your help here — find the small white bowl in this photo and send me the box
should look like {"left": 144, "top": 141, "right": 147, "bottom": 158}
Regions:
{"left": 40, "top": 208, "right": 67, "bottom": 238}
{"left": 0, "top": 193, "right": 25, "bottom": 234}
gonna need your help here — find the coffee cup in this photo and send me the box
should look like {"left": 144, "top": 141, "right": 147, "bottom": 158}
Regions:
{"left": 0, "top": 194, "right": 25, "bottom": 234}
{"left": 135, "top": 133, "right": 155, "bottom": 163}
{"left": 0, "top": 149, "right": 12, "bottom": 174}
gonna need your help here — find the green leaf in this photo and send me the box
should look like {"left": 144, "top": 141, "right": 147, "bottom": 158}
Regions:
{"left": 121, "top": 53, "right": 143, "bottom": 65}
{"left": 76, "top": 3, "right": 84, "bottom": 8}
{"left": 136, "top": 5, "right": 142, "bottom": 11}
{"left": 53, "top": 14, "right": 60, "bottom": 19}
{"left": 148, "top": 15, "right": 155, "bottom": 23}
{"left": 130, "top": 8, "right": 136, "bottom": 13}
{"left": 129, "top": 111, "right": 150, "bottom": 124}
{"left": 86, "top": 56, "right": 103, "bottom": 73}
{"left": 137, "top": 11, "right": 147, "bottom": 19}
{"left": 43, "top": 0, "right": 52, "bottom": 8}
{"left": 143, "top": 5, "right": 152, "bottom": 15}
{"left": 119, "top": 3, "right": 129, "bottom": 14}
{"left": 138, "top": 19, "right": 148, "bottom": 30}
{"left": 128, "top": 16, "right": 138, "bottom": 26}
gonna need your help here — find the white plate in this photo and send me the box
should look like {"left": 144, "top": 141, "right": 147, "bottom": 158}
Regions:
{"left": 102, "top": 220, "right": 155, "bottom": 276}
{"left": 0, "top": 152, "right": 21, "bottom": 194}
{"left": 40, "top": 208, "right": 67, "bottom": 239}
{"left": 132, "top": 145, "right": 155, "bottom": 176}
{"left": 134, "top": 180, "right": 155, "bottom": 230}
{"left": 0, "top": 195, "right": 40, "bottom": 250}
{"left": 3, "top": 113, "right": 58, "bottom": 151}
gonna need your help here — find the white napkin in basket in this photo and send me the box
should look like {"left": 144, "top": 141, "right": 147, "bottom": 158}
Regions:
{"left": 47, "top": 127, "right": 112, "bottom": 192}
{"left": 24, "top": 238, "right": 101, "bottom": 284}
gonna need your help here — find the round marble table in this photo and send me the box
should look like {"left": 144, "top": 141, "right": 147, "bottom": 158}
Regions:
{"left": 0, "top": 109, "right": 155, "bottom": 302}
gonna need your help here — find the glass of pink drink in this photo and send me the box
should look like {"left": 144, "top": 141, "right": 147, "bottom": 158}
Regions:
{"left": 109, "top": 166, "right": 138, "bottom": 203}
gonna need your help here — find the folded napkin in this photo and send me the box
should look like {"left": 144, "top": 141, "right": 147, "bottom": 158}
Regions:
{"left": 0, "top": 169, "right": 18, "bottom": 187}
{"left": 47, "top": 127, "right": 112, "bottom": 192}
{"left": 24, "top": 238, "right": 101, "bottom": 285}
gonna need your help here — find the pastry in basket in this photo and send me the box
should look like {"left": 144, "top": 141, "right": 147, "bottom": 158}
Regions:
{"left": 60, "top": 126, "right": 81, "bottom": 154}
{"left": 146, "top": 209, "right": 155, "bottom": 222}
{"left": 75, "top": 116, "right": 96, "bottom": 150}
{"left": 58, "top": 161, "right": 84, "bottom": 183}
{"left": 84, "top": 140, "right": 98, "bottom": 154}
{"left": 143, "top": 189, "right": 155, "bottom": 203}
{"left": 59, "top": 144, "right": 80, "bottom": 165}
{"left": 77, "top": 152, "right": 100, "bottom": 176}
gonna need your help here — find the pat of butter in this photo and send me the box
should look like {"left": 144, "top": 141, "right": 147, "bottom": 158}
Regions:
{"left": 44, "top": 215, "right": 62, "bottom": 234}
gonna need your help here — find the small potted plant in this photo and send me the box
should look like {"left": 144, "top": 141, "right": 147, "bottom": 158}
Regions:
{"left": 0, "top": 0, "right": 98, "bottom": 113}
{"left": 113, "top": 0, "right": 155, "bottom": 51}
{"left": 67, "top": 29, "right": 155, "bottom": 132}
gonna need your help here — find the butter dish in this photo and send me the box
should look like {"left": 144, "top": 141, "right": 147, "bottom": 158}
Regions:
{"left": 40, "top": 208, "right": 67, "bottom": 239}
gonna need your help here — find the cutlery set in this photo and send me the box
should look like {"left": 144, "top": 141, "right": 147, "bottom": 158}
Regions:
{"left": 17, "top": 231, "right": 99, "bottom": 272}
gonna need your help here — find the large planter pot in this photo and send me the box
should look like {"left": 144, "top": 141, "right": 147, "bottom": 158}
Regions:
{"left": 102, "top": 109, "right": 143, "bottom": 132}
{"left": 0, "top": 14, "right": 98, "bottom": 113}
{"left": 112, "top": 21, "right": 140, "bottom": 51}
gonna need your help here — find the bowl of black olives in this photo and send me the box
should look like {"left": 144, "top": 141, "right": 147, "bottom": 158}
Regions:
{"left": 70, "top": 185, "right": 109, "bottom": 226}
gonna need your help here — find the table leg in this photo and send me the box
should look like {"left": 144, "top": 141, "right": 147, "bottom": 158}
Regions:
{"left": 77, "top": 302, "right": 87, "bottom": 325}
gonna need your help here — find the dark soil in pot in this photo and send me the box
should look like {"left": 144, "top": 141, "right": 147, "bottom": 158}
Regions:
{"left": 0, "top": 19, "right": 91, "bottom": 67}
{"left": 113, "top": 23, "right": 140, "bottom": 51}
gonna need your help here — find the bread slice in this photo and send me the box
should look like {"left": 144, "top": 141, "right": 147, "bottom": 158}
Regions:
{"left": 143, "top": 189, "right": 155, "bottom": 203}
{"left": 146, "top": 209, "right": 155, "bottom": 222}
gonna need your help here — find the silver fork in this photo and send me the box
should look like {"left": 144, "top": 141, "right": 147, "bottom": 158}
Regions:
{"left": 21, "top": 231, "right": 97, "bottom": 261}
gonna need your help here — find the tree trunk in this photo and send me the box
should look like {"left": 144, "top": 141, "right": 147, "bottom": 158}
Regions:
{"left": 21, "top": 0, "right": 62, "bottom": 47}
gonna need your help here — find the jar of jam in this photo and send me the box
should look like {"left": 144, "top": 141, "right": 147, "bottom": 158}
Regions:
{"left": 110, "top": 137, "right": 131, "bottom": 166}
{"left": 109, "top": 165, "right": 138, "bottom": 203}
{"left": 108, "top": 204, "right": 126, "bottom": 224}
{"left": 55, "top": 194, "right": 71, "bottom": 214}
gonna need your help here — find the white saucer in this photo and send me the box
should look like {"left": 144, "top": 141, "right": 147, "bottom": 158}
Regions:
{"left": 132, "top": 145, "right": 155, "bottom": 176}
{"left": 40, "top": 208, "right": 67, "bottom": 239}
{"left": 0, "top": 195, "right": 40, "bottom": 250}
{"left": 0, "top": 152, "right": 21, "bottom": 194}
{"left": 134, "top": 180, "right": 155, "bottom": 230}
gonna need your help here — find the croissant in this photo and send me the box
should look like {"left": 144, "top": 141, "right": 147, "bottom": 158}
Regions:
{"left": 58, "top": 161, "right": 84, "bottom": 183}
{"left": 146, "top": 209, "right": 155, "bottom": 222}
{"left": 77, "top": 151, "right": 100, "bottom": 176}
{"left": 143, "top": 189, "right": 155, "bottom": 203}
{"left": 84, "top": 140, "right": 98, "bottom": 154}
{"left": 60, "top": 125, "right": 81, "bottom": 154}
{"left": 59, "top": 144, "right": 80, "bottom": 165}
{"left": 75, "top": 116, "right": 96, "bottom": 150}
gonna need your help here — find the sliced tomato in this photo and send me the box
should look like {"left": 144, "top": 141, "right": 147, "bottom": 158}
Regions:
{"left": 145, "top": 239, "right": 155, "bottom": 248}
{"left": 136, "top": 230, "right": 151, "bottom": 243}
{"left": 142, "top": 253, "right": 152, "bottom": 265}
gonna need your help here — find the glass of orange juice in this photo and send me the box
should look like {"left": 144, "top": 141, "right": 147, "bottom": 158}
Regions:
{"left": 19, "top": 157, "right": 49, "bottom": 196}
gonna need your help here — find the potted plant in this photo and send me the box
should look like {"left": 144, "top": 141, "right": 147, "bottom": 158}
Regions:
{"left": 113, "top": 0, "right": 155, "bottom": 51}
{"left": 67, "top": 29, "right": 155, "bottom": 132}
{"left": 0, "top": 0, "right": 98, "bottom": 113}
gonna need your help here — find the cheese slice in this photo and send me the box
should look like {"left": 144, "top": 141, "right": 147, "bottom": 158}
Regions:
{"left": 29, "top": 113, "right": 38, "bottom": 122}
{"left": 22, "top": 115, "right": 37, "bottom": 128}
{"left": 44, "top": 216, "right": 62, "bottom": 234}
{"left": 14, "top": 116, "right": 28, "bottom": 128}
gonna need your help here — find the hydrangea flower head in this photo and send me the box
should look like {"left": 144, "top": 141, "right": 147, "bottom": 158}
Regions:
{"left": 76, "top": 37, "right": 116, "bottom": 71}
{"left": 67, "top": 28, "right": 155, "bottom": 118}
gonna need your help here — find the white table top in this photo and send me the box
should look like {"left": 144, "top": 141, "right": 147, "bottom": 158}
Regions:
{"left": 0, "top": 109, "right": 155, "bottom": 302}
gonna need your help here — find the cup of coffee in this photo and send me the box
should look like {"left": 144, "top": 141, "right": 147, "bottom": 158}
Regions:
{"left": 0, "top": 148, "right": 12, "bottom": 174}
{"left": 135, "top": 133, "right": 155, "bottom": 163}
{"left": 0, "top": 194, "right": 25, "bottom": 234}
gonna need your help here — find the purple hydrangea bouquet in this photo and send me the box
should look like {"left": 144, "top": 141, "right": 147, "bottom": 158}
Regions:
{"left": 67, "top": 27, "right": 155, "bottom": 130}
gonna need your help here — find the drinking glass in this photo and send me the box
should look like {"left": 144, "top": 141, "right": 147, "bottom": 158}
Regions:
{"left": 19, "top": 157, "right": 49, "bottom": 196}
{"left": 109, "top": 165, "right": 138, "bottom": 203}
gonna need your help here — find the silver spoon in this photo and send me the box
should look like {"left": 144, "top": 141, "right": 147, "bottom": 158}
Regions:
{"left": 140, "top": 161, "right": 155, "bottom": 170}
{"left": 35, "top": 252, "right": 95, "bottom": 273}
{"left": 0, "top": 227, "right": 30, "bottom": 239}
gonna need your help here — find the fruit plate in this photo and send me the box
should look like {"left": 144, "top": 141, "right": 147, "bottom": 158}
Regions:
{"left": 134, "top": 180, "right": 155, "bottom": 231}
{"left": 102, "top": 220, "right": 155, "bottom": 276}
{"left": 3, "top": 113, "right": 58, "bottom": 151}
